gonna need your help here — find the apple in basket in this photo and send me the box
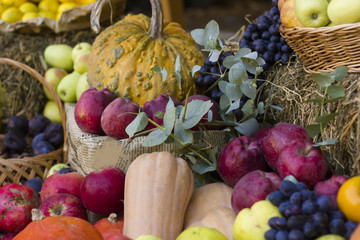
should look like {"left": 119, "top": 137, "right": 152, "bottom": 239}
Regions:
{"left": 0, "top": 183, "right": 40, "bottom": 233}
{"left": 74, "top": 87, "right": 116, "bottom": 135}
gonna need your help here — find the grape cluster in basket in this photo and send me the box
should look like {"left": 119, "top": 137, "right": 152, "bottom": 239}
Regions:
{"left": 265, "top": 180, "right": 358, "bottom": 240}
{"left": 240, "top": 1, "right": 294, "bottom": 70}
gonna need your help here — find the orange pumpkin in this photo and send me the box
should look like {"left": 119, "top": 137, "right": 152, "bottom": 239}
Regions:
{"left": 94, "top": 213, "right": 124, "bottom": 238}
{"left": 13, "top": 209, "right": 103, "bottom": 240}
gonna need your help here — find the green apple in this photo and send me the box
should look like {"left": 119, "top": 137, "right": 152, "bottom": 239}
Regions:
{"left": 73, "top": 51, "right": 91, "bottom": 74}
{"left": 47, "top": 163, "right": 70, "bottom": 178}
{"left": 327, "top": 0, "right": 360, "bottom": 25}
{"left": 76, "top": 72, "right": 90, "bottom": 101}
{"left": 294, "top": 0, "right": 330, "bottom": 27}
{"left": 44, "top": 44, "right": 74, "bottom": 71}
{"left": 43, "top": 68, "right": 68, "bottom": 100}
{"left": 177, "top": 227, "right": 228, "bottom": 240}
{"left": 72, "top": 42, "right": 92, "bottom": 62}
{"left": 57, "top": 71, "right": 82, "bottom": 103}
{"left": 136, "top": 235, "right": 162, "bottom": 240}
{"left": 315, "top": 234, "right": 346, "bottom": 240}
{"left": 43, "top": 101, "right": 62, "bottom": 123}
{"left": 233, "top": 200, "right": 281, "bottom": 240}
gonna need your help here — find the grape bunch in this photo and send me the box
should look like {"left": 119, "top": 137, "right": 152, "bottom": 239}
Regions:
{"left": 239, "top": 1, "right": 294, "bottom": 71}
{"left": 265, "top": 180, "right": 358, "bottom": 240}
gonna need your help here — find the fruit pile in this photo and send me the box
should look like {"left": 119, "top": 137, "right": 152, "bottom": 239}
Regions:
{"left": 1, "top": 115, "right": 63, "bottom": 158}
{"left": 0, "top": 0, "right": 94, "bottom": 23}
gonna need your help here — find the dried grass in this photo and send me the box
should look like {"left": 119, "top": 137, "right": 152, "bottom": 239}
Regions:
{"left": 261, "top": 56, "right": 360, "bottom": 176}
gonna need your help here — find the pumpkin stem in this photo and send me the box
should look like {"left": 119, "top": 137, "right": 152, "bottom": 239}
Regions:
{"left": 148, "top": 0, "right": 163, "bottom": 39}
{"left": 31, "top": 208, "right": 45, "bottom": 222}
{"left": 108, "top": 213, "right": 118, "bottom": 223}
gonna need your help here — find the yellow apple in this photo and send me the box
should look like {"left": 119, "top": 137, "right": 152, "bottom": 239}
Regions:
{"left": 57, "top": 71, "right": 81, "bottom": 102}
{"left": 76, "top": 72, "right": 90, "bottom": 101}
{"left": 233, "top": 200, "right": 281, "bottom": 240}
{"left": 315, "top": 234, "right": 346, "bottom": 240}
{"left": 294, "top": 0, "right": 330, "bottom": 27}
{"left": 136, "top": 235, "right": 162, "bottom": 240}
{"left": 43, "top": 100, "right": 62, "bottom": 123}
{"left": 280, "top": 0, "right": 303, "bottom": 28}
{"left": 44, "top": 44, "right": 73, "bottom": 71}
{"left": 73, "top": 51, "right": 91, "bottom": 74}
{"left": 327, "top": 0, "right": 360, "bottom": 25}
{"left": 72, "top": 42, "right": 92, "bottom": 62}
{"left": 177, "top": 227, "right": 228, "bottom": 240}
{"left": 43, "top": 68, "right": 67, "bottom": 100}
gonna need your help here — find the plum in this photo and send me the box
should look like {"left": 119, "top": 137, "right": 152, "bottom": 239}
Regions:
{"left": 32, "top": 141, "right": 55, "bottom": 156}
{"left": 44, "top": 123, "right": 64, "bottom": 148}
{"left": 2, "top": 130, "right": 27, "bottom": 154}
{"left": 28, "top": 115, "right": 51, "bottom": 137}
{"left": 7, "top": 115, "right": 28, "bottom": 135}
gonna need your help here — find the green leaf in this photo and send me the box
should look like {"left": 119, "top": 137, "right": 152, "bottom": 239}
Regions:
{"left": 142, "top": 129, "right": 168, "bottom": 147}
{"left": 242, "top": 51, "right": 258, "bottom": 60}
{"left": 222, "top": 55, "right": 237, "bottom": 69}
{"left": 327, "top": 85, "right": 345, "bottom": 99}
{"left": 175, "top": 105, "right": 184, "bottom": 118}
{"left": 257, "top": 102, "right": 264, "bottom": 114}
{"left": 241, "top": 99, "right": 254, "bottom": 118}
{"left": 256, "top": 57, "right": 266, "bottom": 67}
{"left": 154, "top": 111, "right": 163, "bottom": 119}
{"left": 235, "top": 48, "right": 251, "bottom": 58}
{"left": 305, "top": 124, "right": 321, "bottom": 138}
{"left": 235, "top": 118, "right": 259, "bottom": 136}
{"left": 332, "top": 66, "right": 348, "bottom": 82}
{"left": 323, "top": 97, "right": 345, "bottom": 104}
{"left": 256, "top": 66, "right": 264, "bottom": 75}
{"left": 161, "top": 68, "right": 168, "bottom": 82}
{"left": 163, "top": 107, "right": 176, "bottom": 136}
{"left": 312, "top": 72, "right": 333, "bottom": 87}
{"left": 242, "top": 59, "right": 259, "bottom": 75}
{"left": 219, "top": 94, "right": 230, "bottom": 111}
{"left": 204, "top": 20, "right": 220, "bottom": 49}
{"left": 304, "top": 98, "right": 323, "bottom": 103}
{"left": 192, "top": 159, "right": 216, "bottom": 174}
{"left": 166, "top": 97, "right": 175, "bottom": 111}
{"left": 190, "top": 29, "right": 205, "bottom": 46}
{"left": 315, "top": 113, "right": 337, "bottom": 125}
{"left": 149, "top": 66, "right": 161, "bottom": 80}
{"left": 240, "top": 81, "right": 257, "bottom": 100}
{"left": 175, "top": 55, "right": 182, "bottom": 90}
{"left": 182, "top": 100, "right": 213, "bottom": 129}
{"left": 207, "top": 37, "right": 218, "bottom": 49}
{"left": 218, "top": 80, "right": 228, "bottom": 94}
{"left": 228, "top": 63, "right": 247, "bottom": 85}
{"left": 125, "top": 112, "right": 148, "bottom": 137}
{"left": 207, "top": 110, "right": 213, "bottom": 122}
{"left": 226, "top": 99, "right": 241, "bottom": 114}
{"left": 209, "top": 49, "right": 222, "bottom": 62}
{"left": 174, "top": 119, "right": 193, "bottom": 144}
{"left": 313, "top": 138, "right": 337, "bottom": 147}
{"left": 225, "top": 83, "right": 242, "bottom": 101}
{"left": 192, "top": 65, "right": 201, "bottom": 77}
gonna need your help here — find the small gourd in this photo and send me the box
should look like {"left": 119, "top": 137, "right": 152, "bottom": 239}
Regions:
{"left": 13, "top": 209, "right": 103, "bottom": 240}
{"left": 123, "top": 151, "right": 194, "bottom": 240}
{"left": 94, "top": 213, "right": 124, "bottom": 238}
{"left": 88, "top": 0, "right": 204, "bottom": 105}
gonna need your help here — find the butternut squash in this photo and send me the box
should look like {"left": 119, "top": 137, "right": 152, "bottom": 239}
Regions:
{"left": 123, "top": 151, "right": 194, "bottom": 240}
{"left": 184, "top": 182, "right": 236, "bottom": 240}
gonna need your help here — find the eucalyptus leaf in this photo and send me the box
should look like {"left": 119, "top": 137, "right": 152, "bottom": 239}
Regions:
{"left": 304, "top": 98, "right": 323, "bottom": 103}
{"left": 225, "top": 83, "right": 242, "bottom": 101}
{"left": 327, "top": 85, "right": 345, "bottom": 99}
{"left": 332, "top": 66, "right": 348, "bottom": 82}
{"left": 256, "top": 66, "right": 264, "bottom": 74}
{"left": 323, "top": 97, "right": 345, "bottom": 104}
{"left": 235, "top": 48, "right": 251, "bottom": 58}
{"left": 241, "top": 99, "right": 254, "bottom": 118}
{"left": 204, "top": 20, "right": 220, "bottom": 49}
{"left": 312, "top": 72, "right": 333, "bottom": 87}
{"left": 166, "top": 97, "right": 175, "bottom": 111}
{"left": 174, "top": 119, "right": 193, "bottom": 144}
{"left": 209, "top": 49, "right": 222, "bottom": 62}
{"left": 315, "top": 113, "right": 337, "bottom": 125}
{"left": 207, "top": 37, "right": 218, "bottom": 49}
{"left": 305, "top": 124, "right": 321, "bottom": 138}
{"left": 142, "top": 129, "right": 168, "bottom": 147}
{"left": 182, "top": 100, "right": 213, "bottom": 129}
{"left": 313, "top": 138, "right": 337, "bottom": 147}
{"left": 207, "top": 110, "right": 213, "bottom": 122}
{"left": 192, "top": 159, "right": 216, "bottom": 174}
{"left": 175, "top": 55, "right": 182, "bottom": 89}
{"left": 154, "top": 111, "right": 163, "bottom": 119}
{"left": 229, "top": 63, "right": 247, "bottom": 85}
{"left": 226, "top": 99, "right": 241, "bottom": 114}
{"left": 125, "top": 112, "right": 148, "bottom": 137}
{"left": 242, "top": 59, "right": 258, "bottom": 75}
{"left": 164, "top": 107, "right": 176, "bottom": 135}
{"left": 242, "top": 51, "right": 258, "bottom": 60}
{"left": 222, "top": 55, "right": 237, "bottom": 69}
{"left": 257, "top": 102, "right": 264, "bottom": 114}
{"left": 186, "top": 154, "right": 197, "bottom": 164}
{"left": 161, "top": 68, "right": 168, "bottom": 82}
{"left": 190, "top": 28, "right": 205, "bottom": 46}
{"left": 219, "top": 94, "right": 230, "bottom": 110}
{"left": 240, "top": 81, "right": 257, "bottom": 100}
{"left": 192, "top": 65, "right": 201, "bottom": 77}
{"left": 271, "top": 105, "right": 283, "bottom": 111}
{"left": 235, "top": 118, "right": 259, "bottom": 136}
{"left": 218, "top": 80, "right": 228, "bottom": 94}
{"left": 175, "top": 105, "right": 184, "bottom": 117}
{"left": 256, "top": 57, "right": 266, "bottom": 66}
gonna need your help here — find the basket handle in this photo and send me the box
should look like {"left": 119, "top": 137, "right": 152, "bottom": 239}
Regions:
{"left": 0, "top": 57, "right": 68, "bottom": 163}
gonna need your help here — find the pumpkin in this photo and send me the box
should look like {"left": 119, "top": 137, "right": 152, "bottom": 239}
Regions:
{"left": 88, "top": 0, "right": 204, "bottom": 106}
{"left": 123, "top": 151, "right": 194, "bottom": 240}
{"left": 183, "top": 182, "right": 236, "bottom": 240}
{"left": 13, "top": 209, "right": 103, "bottom": 240}
{"left": 94, "top": 213, "right": 124, "bottom": 238}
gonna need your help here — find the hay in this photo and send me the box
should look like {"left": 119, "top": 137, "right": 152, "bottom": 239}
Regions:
{"left": 261, "top": 56, "right": 360, "bottom": 177}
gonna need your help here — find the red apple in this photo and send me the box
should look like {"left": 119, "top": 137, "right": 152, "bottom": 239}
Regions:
{"left": 0, "top": 184, "right": 40, "bottom": 233}
{"left": 40, "top": 172, "right": 84, "bottom": 202}
{"left": 74, "top": 87, "right": 116, "bottom": 134}
{"left": 217, "top": 136, "right": 269, "bottom": 187}
{"left": 101, "top": 98, "right": 140, "bottom": 140}
{"left": 260, "top": 122, "right": 313, "bottom": 171}
{"left": 231, "top": 170, "right": 282, "bottom": 214}
{"left": 313, "top": 174, "right": 349, "bottom": 208}
{"left": 80, "top": 167, "right": 126, "bottom": 215}
{"left": 143, "top": 93, "right": 182, "bottom": 129}
{"left": 2, "top": 233, "right": 17, "bottom": 239}
{"left": 277, "top": 139, "right": 328, "bottom": 187}
{"left": 182, "top": 94, "right": 222, "bottom": 130}
{"left": 104, "top": 233, "right": 133, "bottom": 240}
{"left": 38, "top": 193, "right": 88, "bottom": 220}
{"left": 251, "top": 126, "right": 272, "bottom": 142}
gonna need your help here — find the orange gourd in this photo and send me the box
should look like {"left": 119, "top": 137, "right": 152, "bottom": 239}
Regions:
{"left": 94, "top": 213, "right": 124, "bottom": 238}
{"left": 123, "top": 151, "right": 194, "bottom": 240}
{"left": 13, "top": 209, "right": 103, "bottom": 240}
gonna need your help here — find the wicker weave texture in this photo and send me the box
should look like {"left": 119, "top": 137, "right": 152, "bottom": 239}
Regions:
{"left": 0, "top": 58, "right": 68, "bottom": 185}
{"left": 280, "top": 22, "right": 360, "bottom": 73}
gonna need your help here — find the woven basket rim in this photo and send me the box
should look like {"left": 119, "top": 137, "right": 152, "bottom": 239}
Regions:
{"left": 280, "top": 21, "right": 360, "bottom": 33}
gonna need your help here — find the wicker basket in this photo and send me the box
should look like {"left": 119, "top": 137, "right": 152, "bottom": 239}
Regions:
{"left": 279, "top": 22, "right": 360, "bottom": 73}
{"left": 0, "top": 58, "right": 68, "bottom": 186}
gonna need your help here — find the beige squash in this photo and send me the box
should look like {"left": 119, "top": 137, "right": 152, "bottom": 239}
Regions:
{"left": 123, "top": 151, "right": 194, "bottom": 240}
{"left": 184, "top": 182, "right": 236, "bottom": 240}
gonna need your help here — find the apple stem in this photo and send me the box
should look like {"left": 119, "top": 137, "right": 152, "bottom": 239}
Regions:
{"left": 31, "top": 208, "right": 45, "bottom": 222}
{"left": 108, "top": 213, "right": 118, "bottom": 223}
